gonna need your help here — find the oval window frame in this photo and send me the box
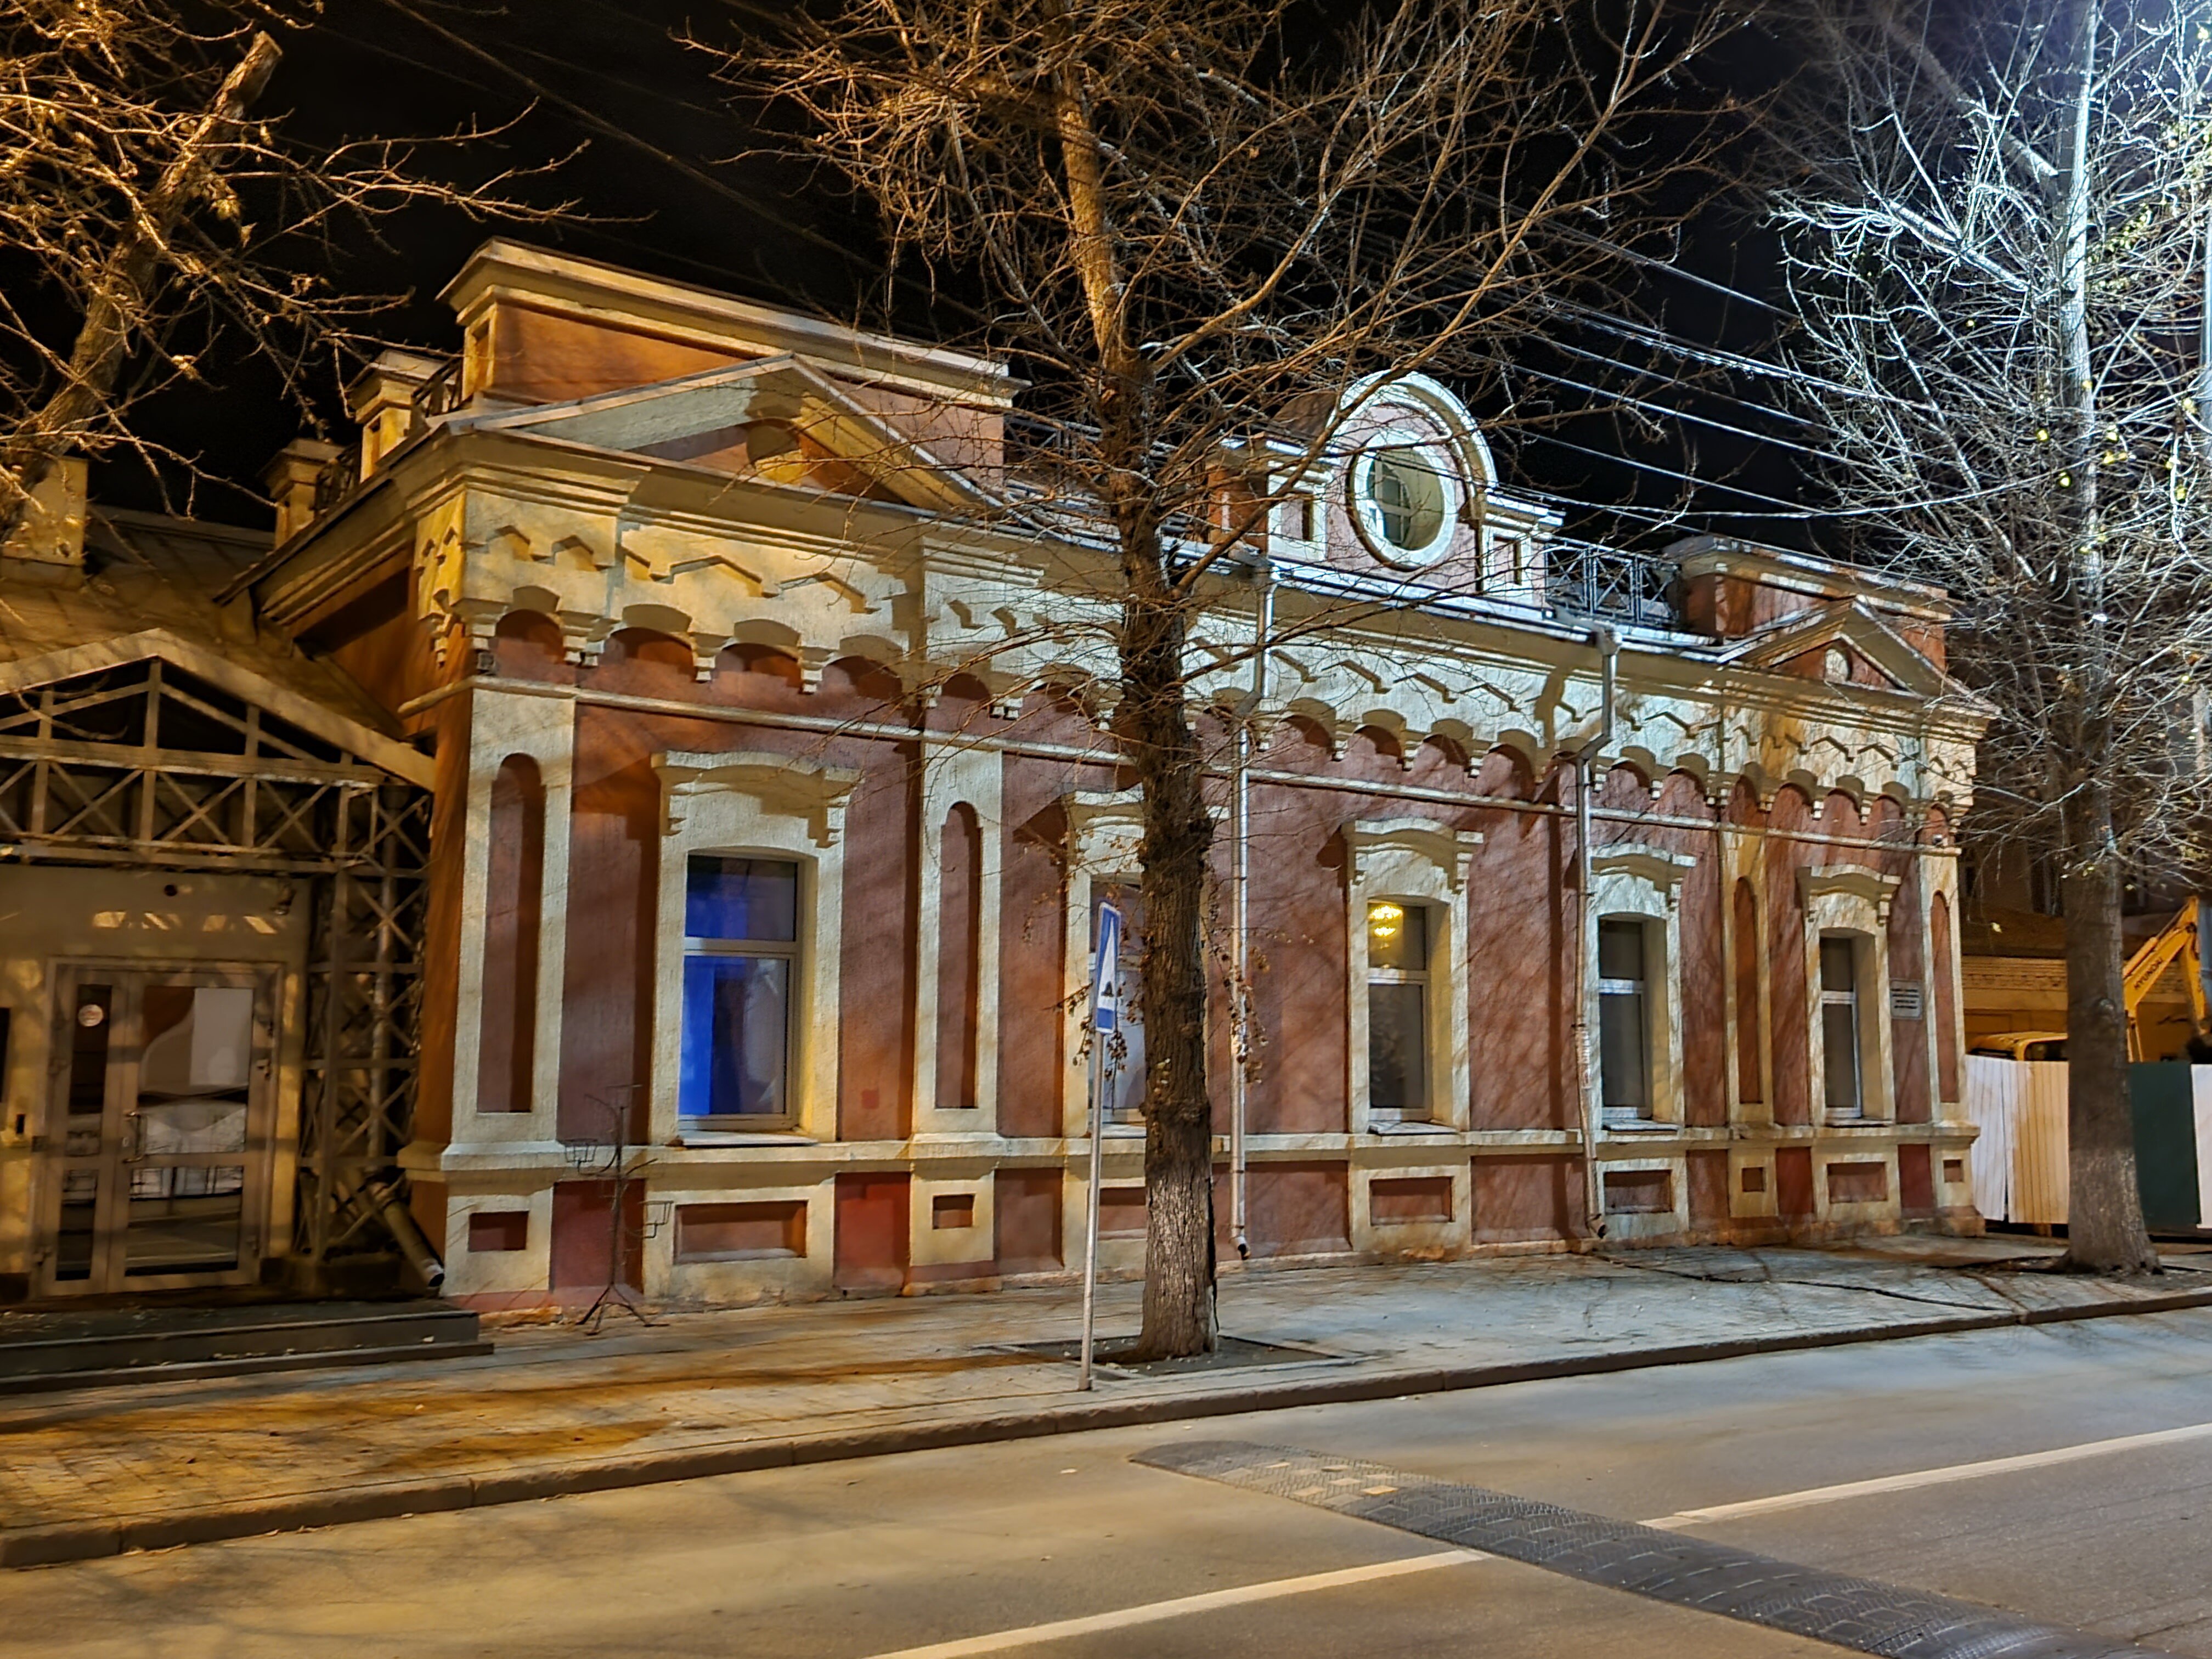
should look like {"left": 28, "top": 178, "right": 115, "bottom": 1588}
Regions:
{"left": 1348, "top": 438, "right": 1460, "bottom": 568}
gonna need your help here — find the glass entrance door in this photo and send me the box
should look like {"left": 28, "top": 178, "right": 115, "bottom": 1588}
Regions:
{"left": 46, "top": 966, "right": 273, "bottom": 1294}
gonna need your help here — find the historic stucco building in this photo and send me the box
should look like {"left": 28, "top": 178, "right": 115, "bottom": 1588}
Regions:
{"left": 0, "top": 240, "right": 1988, "bottom": 1308}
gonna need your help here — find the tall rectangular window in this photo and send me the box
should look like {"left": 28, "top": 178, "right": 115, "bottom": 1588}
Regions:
{"left": 1821, "top": 934, "right": 1863, "bottom": 1117}
{"left": 1598, "top": 919, "right": 1650, "bottom": 1121}
{"left": 1368, "top": 901, "right": 1429, "bottom": 1119}
{"left": 681, "top": 857, "right": 800, "bottom": 1121}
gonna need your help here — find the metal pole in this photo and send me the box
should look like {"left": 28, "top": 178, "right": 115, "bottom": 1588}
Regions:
{"left": 1229, "top": 558, "right": 1273, "bottom": 1261}
{"left": 1077, "top": 1036, "right": 1105, "bottom": 1391}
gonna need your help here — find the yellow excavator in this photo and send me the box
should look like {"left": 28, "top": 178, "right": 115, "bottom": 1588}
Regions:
{"left": 2124, "top": 901, "right": 2212, "bottom": 1060}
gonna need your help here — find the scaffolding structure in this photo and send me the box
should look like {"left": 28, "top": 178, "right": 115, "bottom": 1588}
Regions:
{"left": 0, "top": 657, "right": 431, "bottom": 1281}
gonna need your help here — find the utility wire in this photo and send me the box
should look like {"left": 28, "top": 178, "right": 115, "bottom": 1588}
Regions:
{"left": 365, "top": 0, "right": 987, "bottom": 327}
{"left": 1539, "top": 295, "right": 1910, "bottom": 408}
{"left": 1514, "top": 427, "right": 1825, "bottom": 514}
{"left": 1550, "top": 224, "right": 1791, "bottom": 318}
{"left": 1486, "top": 354, "right": 1852, "bottom": 465}
{"left": 306, "top": 18, "right": 828, "bottom": 298}
{"left": 1538, "top": 333, "right": 1840, "bottom": 434}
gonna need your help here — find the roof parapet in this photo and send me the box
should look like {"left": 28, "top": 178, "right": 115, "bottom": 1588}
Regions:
{"left": 440, "top": 239, "right": 1019, "bottom": 411}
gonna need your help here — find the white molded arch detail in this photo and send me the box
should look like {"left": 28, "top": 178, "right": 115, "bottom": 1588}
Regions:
{"left": 1344, "top": 370, "right": 1499, "bottom": 494}
{"left": 727, "top": 617, "right": 804, "bottom": 649}
{"left": 623, "top": 602, "right": 695, "bottom": 637}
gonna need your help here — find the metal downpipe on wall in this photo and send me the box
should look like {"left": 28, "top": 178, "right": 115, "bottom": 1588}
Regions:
{"left": 1229, "top": 557, "right": 1274, "bottom": 1262}
{"left": 1572, "top": 628, "right": 1619, "bottom": 1242}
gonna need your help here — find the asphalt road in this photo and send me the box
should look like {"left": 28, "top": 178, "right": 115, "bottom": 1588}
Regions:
{"left": 6, "top": 1308, "right": 2212, "bottom": 1658}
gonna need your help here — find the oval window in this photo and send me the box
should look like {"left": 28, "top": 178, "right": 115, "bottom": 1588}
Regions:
{"left": 1355, "top": 446, "right": 1451, "bottom": 563}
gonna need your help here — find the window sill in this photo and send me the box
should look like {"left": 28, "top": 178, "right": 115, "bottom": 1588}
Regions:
{"left": 1367, "top": 1119, "right": 1456, "bottom": 1136}
{"left": 1601, "top": 1116, "right": 1674, "bottom": 1133}
{"left": 674, "top": 1126, "right": 816, "bottom": 1148}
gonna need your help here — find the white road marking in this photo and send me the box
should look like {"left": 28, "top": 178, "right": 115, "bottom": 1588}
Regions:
{"left": 866, "top": 1417, "right": 2212, "bottom": 1656}
{"left": 1648, "top": 1417, "right": 2212, "bottom": 1528}
{"left": 861, "top": 1550, "right": 1488, "bottom": 1657}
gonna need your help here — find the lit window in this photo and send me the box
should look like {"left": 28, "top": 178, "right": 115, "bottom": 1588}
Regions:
{"left": 1368, "top": 901, "right": 1430, "bottom": 1119}
{"left": 1821, "top": 935, "right": 1863, "bottom": 1117}
{"left": 1598, "top": 919, "right": 1651, "bottom": 1122}
{"left": 681, "top": 857, "right": 799, "bottom": 1120}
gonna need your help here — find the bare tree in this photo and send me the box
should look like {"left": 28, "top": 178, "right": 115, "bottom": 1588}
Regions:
{"left": 1762, "top": 0, "right": 2212, "bottom": 1273}
{"left": 0, "top": 0, "right": 556, "bottom": 540}
{"left": 705, "top": 0, "right": 1740, "bottom": 1355}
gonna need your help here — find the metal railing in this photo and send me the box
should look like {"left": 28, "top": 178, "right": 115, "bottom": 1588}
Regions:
{"left": 1547, "top": 544, "right": 1680, "bottom": 629}
{"left": 305, "top": 358, "right": 459, "bottom": 521}
{"left": 409, "top": 357, "right": 464, "bottom": 423}
{"left": 311, "top": 447, "right": 359, "bottom": 514}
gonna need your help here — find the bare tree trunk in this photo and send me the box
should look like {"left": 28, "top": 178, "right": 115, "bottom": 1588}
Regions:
{"left": 1120, "top": 563, "right": 1218, "bottom": 1357}
{"left": 2059, "top": 782, "right": 2157, "bottom": 1272}
{"left": 752, "top": 0, "right": 1731, "bottom": 1355}
{"left": 2050, "top": 0, "right": 2152, "bottom": 1275}
{"left": 1046, "top": 26, "right": 1220, "bottom": 1356}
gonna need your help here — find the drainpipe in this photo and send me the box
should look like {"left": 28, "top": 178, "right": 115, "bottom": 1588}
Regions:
{"left": 367, "top": 1175, "right": 447, "bottom": 1293}
{"left": 1571, "top": 627, "right": 1619, "bottom": 1242}
{"left": 1229, "top": 556, "right": 1274, "bottom": 1261}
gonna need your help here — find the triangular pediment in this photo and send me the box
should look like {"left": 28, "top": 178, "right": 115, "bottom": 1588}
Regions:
{"left": 0, "top": 630, "right": 432, "bottom": 788}
{"left": 1722, "top": 600, "right": 1959, "bottom": 701}
{"left": 460, "top": 357, "right": 994, "bottom": 515}
{"left": 1777, "top": 639, "right": 1886, "bottom": 688}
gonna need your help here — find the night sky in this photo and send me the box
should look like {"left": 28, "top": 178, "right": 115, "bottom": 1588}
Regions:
{"left": 113, "top": 0, "right": 1803, "bottom": 552}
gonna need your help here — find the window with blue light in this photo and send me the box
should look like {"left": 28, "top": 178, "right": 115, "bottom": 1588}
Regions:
{"left": 681, "top": 857, "right": 799, "bottom": 1121}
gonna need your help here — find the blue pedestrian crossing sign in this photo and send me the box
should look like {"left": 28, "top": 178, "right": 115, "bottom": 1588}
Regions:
{"left": 1092, "top": 902, "right": 1124, "bottom": 1035}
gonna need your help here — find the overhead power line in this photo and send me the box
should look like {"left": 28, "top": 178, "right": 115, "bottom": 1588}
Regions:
{"left": 364, "top": 0, "right": 987, "bottom": 327}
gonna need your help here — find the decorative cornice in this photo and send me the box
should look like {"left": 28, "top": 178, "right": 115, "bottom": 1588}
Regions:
{"left": 440, "top": 239, "right": 1019, "bottom": 407}
{"left": 1798, "top": 864, "right": 1903, "bottom": 918}
{"left": 1590, "top": 841, "right": 1700, "bottom": 899}
{"left": 1065, "top": 787, "right": 1143, "bottom": 873}
{"left": 1343, "top": 815, "right": 1486, "bottom": 891}
{"left": 1670, "top": 535, "right": 1952, "bottom": 620}
{"left": 656, "top": 749, "right": 861, "bottom": 845}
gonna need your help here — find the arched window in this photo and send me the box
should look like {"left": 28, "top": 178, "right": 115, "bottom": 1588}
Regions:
{"left": 1732, "top": 878, "right": 1763, "bottom": 1107}
{"left": 1931, "top": 892, "right": 1960, "bottom": 1103}
{"left": 935, "top": 803, "right": 983, "bottom": 1110}
{"left": 478, "top": 755, "right": 544, "bottom": 1113}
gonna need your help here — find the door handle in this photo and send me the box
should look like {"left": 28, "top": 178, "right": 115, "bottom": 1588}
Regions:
{"left": 123, "top": 1110, "right": 143, "bottom": 1164}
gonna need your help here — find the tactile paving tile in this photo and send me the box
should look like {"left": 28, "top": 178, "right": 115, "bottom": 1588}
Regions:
{"left": 1136, "top": 1440, "right": 2168, "bottom": 1659}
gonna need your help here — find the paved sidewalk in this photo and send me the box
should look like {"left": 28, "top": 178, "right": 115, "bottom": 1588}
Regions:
{"left": 4, "top": 1234, "right": 2210, "bottom": 1568}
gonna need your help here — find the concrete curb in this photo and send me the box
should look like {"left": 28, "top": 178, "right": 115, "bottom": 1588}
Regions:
{"left": 8, "top": 1282, "right": 2210, "bottom": 1570}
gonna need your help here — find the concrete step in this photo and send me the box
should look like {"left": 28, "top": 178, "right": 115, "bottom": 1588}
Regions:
{"left": 0, "top": 1301, "right": 488, "bottom": 1394}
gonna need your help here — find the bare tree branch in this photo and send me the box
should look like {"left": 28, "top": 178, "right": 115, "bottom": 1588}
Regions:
{"left": 701, "top": 0, "right": 1743, "bottom": 1353}
{"left": 0, "top": 0, "right": 569, "bottom": 538}
{"left": 1759, "top": 0, "right": 2212, "bottom": 1274}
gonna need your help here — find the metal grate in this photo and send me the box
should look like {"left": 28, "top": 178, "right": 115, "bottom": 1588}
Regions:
{"left": 1547, "top": 544, "right": 1680, "bottom": 628}
{"left": 1137, "top": 1440, "right": 2169, "bottom": 1659}
{"left": 295, "top": 782, "right": 430, "bottom": 1266}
